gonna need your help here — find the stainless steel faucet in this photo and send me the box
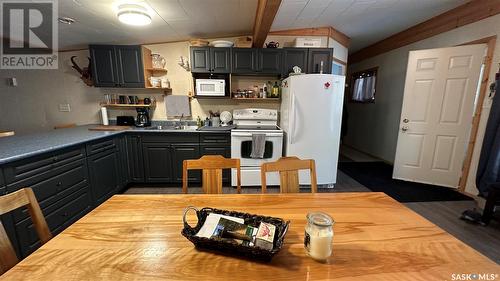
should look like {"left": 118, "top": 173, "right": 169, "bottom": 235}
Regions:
{"left": 176, "top": 114, "right": 185, "bottom": 129}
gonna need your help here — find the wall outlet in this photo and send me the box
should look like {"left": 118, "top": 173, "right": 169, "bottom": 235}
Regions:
{"left": 59, "top": 104, "right": 71, "bottom": 112}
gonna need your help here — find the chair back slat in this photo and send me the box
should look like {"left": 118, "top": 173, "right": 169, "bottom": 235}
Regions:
{"left": 0, "top": 222, "right": 17, "bottom": 274}
{"left": 261, "top": 156, "right": 318, "bottom": 193}
{"left": 0, "top": 188, "right": 52, "bottom": 275}
{"left": 183, "top": 155, "right": 241, "bottom": 194}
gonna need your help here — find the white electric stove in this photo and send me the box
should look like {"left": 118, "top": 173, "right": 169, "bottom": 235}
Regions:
{"left": 231, "top": 109, "right": 283, "bottom": 186}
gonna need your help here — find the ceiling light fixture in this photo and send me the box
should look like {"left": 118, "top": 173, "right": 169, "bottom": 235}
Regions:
{"left": 58, "top": 17, "right": 76, "bottom": 24}
{"left": 117, "top": 4, "right": 152, "bottom": 26}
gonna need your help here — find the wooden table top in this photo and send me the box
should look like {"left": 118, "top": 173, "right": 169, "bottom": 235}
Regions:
{"left": 2, "top": 193, "right": 498, "bottom": 280}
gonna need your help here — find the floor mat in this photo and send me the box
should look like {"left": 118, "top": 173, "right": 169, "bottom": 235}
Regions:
{"left": 338, "top": 161, "right": 473, "bottom": 203}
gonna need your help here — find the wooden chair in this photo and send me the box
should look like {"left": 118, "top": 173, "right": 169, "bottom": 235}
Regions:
{"left": 54, "top": 123, "right": 76, "bottom": 129}
{"left": 0, "top": 131, "right": 14, "bottom": 138}
{"left": 261, "top": 156, "right": 318, "bottom": 193}
{"left": 182, "top": 155, "right": 241, "bottom": 194}
{"left": 0, "top": 188, "right": 52, "bottom": 274}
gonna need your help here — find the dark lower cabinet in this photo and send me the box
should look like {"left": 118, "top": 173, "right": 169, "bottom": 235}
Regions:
{"left": 171, "top": 144, "right": 201, "bottom": 183}
{"left": 143, "top": 143, "right": 173, "bottom": 182}
{"left": 308, "top": 48, "right": 333, "bottom": 74}
{"left": 200, "top": 145, "right": 231, "bottom": 183}
{"left": 88, "top": 150, "right": 120, "bottom": 205}
{"left": 127, "top": 135, "right": 144, "bottom": 182}
{"left": 117, "top": 136, "right": 129, "bottom": 189}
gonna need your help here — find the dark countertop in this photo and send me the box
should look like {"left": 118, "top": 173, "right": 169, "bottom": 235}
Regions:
{"left": 0, "top": 124, "right": 230, "bottom": 165}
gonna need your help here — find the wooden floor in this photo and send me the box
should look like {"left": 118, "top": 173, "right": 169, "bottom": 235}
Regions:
{"left": 124, "top": 169, "right": 499, "bottom": 264}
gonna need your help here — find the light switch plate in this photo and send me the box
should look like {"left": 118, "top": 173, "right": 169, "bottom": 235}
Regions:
{"left": 7, "top": 77, "right": 17, "bottom": 87}
{"left": 59, "top": 104, "right": 71, "bottom": 112}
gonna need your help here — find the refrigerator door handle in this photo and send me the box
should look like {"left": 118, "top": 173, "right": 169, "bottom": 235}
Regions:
{"left": 290, "top": 94, "right": 297, "bottom": 144}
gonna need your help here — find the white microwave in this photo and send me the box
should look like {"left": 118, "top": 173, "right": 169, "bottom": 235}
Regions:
{"left": 195, "top": 79, "right": 225, "bottom": 96}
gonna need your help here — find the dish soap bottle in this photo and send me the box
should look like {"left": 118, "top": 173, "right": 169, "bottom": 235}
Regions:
{"left": 196, "top": 116, "right": 202, "bottom": 128}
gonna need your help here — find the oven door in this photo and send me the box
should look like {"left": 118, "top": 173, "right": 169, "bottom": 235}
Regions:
{"left": 231, "top": 131, "right": 283, "bottom": 167}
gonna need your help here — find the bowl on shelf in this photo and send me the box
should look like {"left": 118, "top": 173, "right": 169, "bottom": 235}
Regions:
{"left": 210, "top": 40, "right": 234, "bottom": 47}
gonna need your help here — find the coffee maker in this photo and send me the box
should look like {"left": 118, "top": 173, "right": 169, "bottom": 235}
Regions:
{"left": 135, "top": 108, "right": 151, "bottom": 127}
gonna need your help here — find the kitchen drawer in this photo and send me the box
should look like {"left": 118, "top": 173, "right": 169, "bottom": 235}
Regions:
{"left": 3, "top": 147, "right": 85, "bottom": 184}
{"left": 200, "top": 133, "right": 230, "bottom": 144}
{"left": 15, "top": 185, "right": 92, "bottom": 257}
{"left": 141, "top": 133, "right": 199, "bottom": 144}
{"left": 86, "top": 138, "right": 118, "bottom": 156}
{"left": 10, "top": 162, "right": 88, "bottom": 223}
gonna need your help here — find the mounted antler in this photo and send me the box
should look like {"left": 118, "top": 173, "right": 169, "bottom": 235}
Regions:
{"left": 71, "top": 56, "right": 93, "bottom": 86}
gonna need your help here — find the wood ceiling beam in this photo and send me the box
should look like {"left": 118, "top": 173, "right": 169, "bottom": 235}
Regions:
{"left": 269, "top": 27, "right": 351, "bottom": 48}
{"left": 253, "top": 0, "right": 282, "bottom": 48}
{"left": 349, "top": 0, "right": 500, "bottom": 64}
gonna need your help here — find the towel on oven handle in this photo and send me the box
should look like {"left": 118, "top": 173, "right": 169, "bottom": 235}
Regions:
{"left": 250, "top": 134, "right": 266, "bottom": 159}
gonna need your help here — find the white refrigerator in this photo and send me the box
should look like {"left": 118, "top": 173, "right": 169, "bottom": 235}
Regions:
{"left": 280, "top": 74, "right": 345, "bottom": 185}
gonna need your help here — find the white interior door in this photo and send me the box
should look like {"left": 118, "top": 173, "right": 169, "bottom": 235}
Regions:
{"left": 393, "top": 44, "right": 486, "bottom": 188}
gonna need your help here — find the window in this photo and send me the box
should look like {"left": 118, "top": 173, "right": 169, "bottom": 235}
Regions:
{"left": 350, "top": 67, "right": 378, "bottom": 103}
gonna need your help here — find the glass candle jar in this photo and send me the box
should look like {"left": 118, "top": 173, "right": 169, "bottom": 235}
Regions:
{"left": 304, "top": 212, "right": 334, "bottom": 261}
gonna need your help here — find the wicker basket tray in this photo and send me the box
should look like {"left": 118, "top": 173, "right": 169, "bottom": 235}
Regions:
{"left": 182, "top": 206, "right": 290, "bottom": 262}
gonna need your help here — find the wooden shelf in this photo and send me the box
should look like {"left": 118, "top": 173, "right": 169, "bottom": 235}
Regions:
{"left": 100, "top": 103, "right": 156, "bottom": 109}
{"left": 194, "top": 95, "right": 231, "bottom": 99}
{"left": 145, "top": 87, "right": 172, "bottom": 90}
{"left": 145, "top": 68, "right": 168, "bottom": 73}
{"left": 231, "top": 98, "right": 281, "bottom": 102}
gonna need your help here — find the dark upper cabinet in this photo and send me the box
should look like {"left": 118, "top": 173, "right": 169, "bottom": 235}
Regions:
{"left": 90, "top": 45, "right": 145, "bottom": 88}
{"left": 171, "top": 144, "right": 201, "bottom": 183}
{"left": 142, "top": 143, "right": 173, "bottom": 182}
{"left": 308, "top": 48, "right": 333, "bottom": 74}
{"left": 88, "top": 150, "right": 120, "bottom": 205}
{"left": 126, "top": 135, "right": 145, "bottom": 183}
{"left": 282, "top": 48, "right": 308, "bottom": 76}
{"left": 190, "top": 47, "right": 231, "bottom": 73}
{"left": 211, "top": 48, "right": 231, "bottom": 73}
{"left": 191, "top": 47, "right": 211, "bottom": 73}
{"left": 90, "top": 45, "right": 119, "bottom": 87}
{"left": 115, "top": 46, "right": 145, "bottom": 88}
{"left": 258, "top": 49, "right": 283, "bottom": 74}
{"left": 232, "top": 48, "right": 258, "bottom": 73}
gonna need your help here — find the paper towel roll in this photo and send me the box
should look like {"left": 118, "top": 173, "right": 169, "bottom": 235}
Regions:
{"left": 100, "top": 107, "right": 109, "bottom": 126}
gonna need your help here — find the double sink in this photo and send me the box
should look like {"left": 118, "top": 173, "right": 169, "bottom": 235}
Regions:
{"left": 144, "top": 125, "right": 200, "bottom": 131}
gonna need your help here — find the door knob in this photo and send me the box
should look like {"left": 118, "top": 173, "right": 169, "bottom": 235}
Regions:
{"left": 403, "top": 118, "right": 409, "bottom": 123}
{"left": 401, "top": 126, "right": 409, "bottom": 132}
